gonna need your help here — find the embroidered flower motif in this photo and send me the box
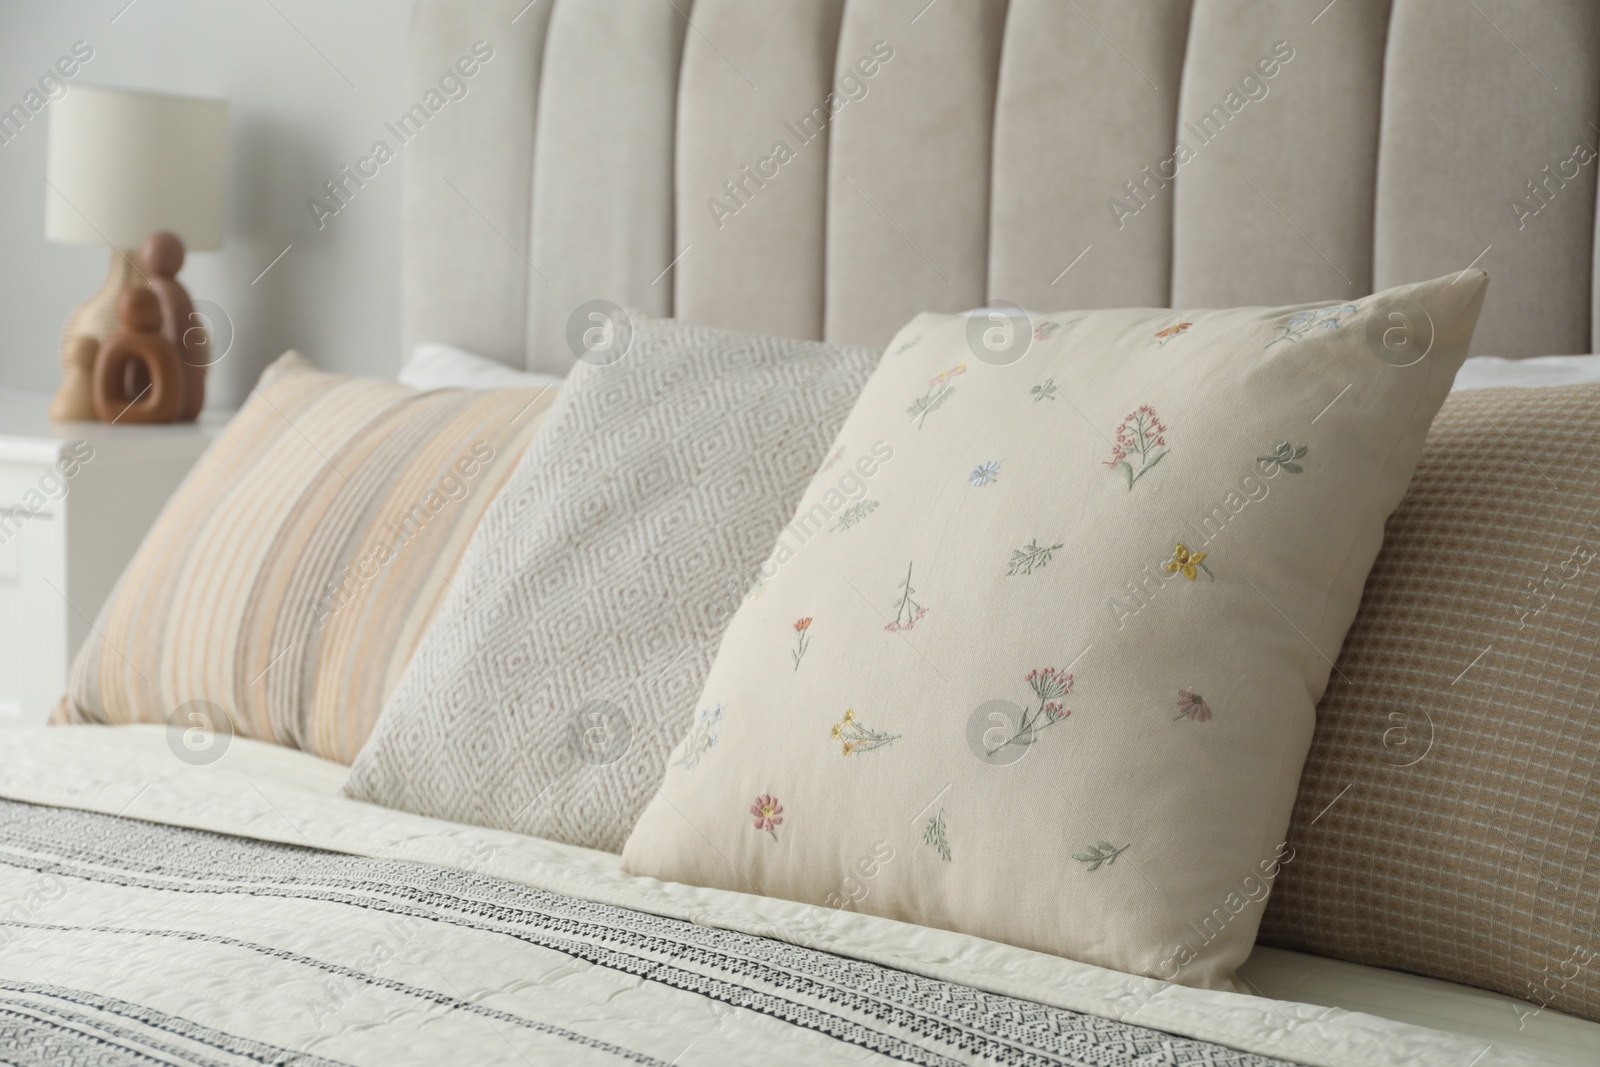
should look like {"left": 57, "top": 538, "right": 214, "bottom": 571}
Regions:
{"left": 830, "top": 709, "right": 899, "bottom": 755}
{"left": 831, "top": 498, "right": 879, "bottom": 532}
{"left": 675, "top": 704, "right": 723, "bottom": 770}
{"left": 907, "top": 365, "right": 966, "bottom": 428}
{"left": 969, "top": 460, "right": 1001, "bottom": 487}
{"left": 1006, "top": 539, "right": 1063, "bottom": 577}
{"left": 1104, "top": 405, "right": 1169, "bottom": 490}
{"left": 1030, "top": 378, "right": 1058, "bottom": 402}
{"left": 923, "top": 807, "right": 952, "bottom": 862}
{"left": 986, "top": 667, "right": 1073, "bottom": 755}
{"left": 1033, "top": 320, "right": 1062, "bottom": 342}
{"left": 1153, "top": 320, "right": 1192, "bottom": 347}
{"left": 791, "top": 618, "right": 812, "bottom": 670}
{"left": 1267, "top": 304, "right": 1359, "bottom": 347}
{"left": 1175, "top": 688, "right": 1213, "bottom": 722}
{"left": 751, "top": 794, "right": 783, "bottom": 837}
{"left": 1163, "top": 543, "right": 1214, "bottom": 581}
{"left": 1257, "top": 441, "right": 1308, "bottom": 475}
{"left": 1073, "top": 840, "right": 1129, "bottom": 871}
{"left": 885, "top": 563, "right": 928, "bottom": 632}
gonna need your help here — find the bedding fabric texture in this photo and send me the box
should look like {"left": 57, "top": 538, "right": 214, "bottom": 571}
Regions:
{"left": 623, "top": 273, "right": 1488, "bottom": 992}
{"left": 1261, "top": 382, "right": 1600, "bottom": 1024}
{"left": 0, "top": 725, "right": 1567, "bottom": 1067}
{"left": 0, "top": 799, "right": 1304, "bottom": 1067}
{"left": 53, "top": 352, "right": 555, "bottom": 763}
{"left": 343, "top": 315, "right": 881, "bottom": 852}
{"left": 401, "top": 341, "right": 566, "bottom": 392}
{"left": 1451, "top": 353, "right": 1600, "bottom": 391}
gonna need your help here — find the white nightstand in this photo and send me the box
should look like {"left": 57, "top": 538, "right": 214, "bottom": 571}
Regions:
{"left": 0, "top": 387, "right": 225, "bottom": 726}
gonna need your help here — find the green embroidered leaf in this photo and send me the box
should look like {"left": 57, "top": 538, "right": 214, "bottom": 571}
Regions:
{"left": 907, "top": 384, "right": 956, "bottom": 428}
{"left": 1073, "top": 840, "right": 1129, "bottom": 872}
{"left": 1257, "top": 441, "right": 1309, "bottom": 475}
{"left": 922, "top": 807, "right": 952, "bottom": 862}
{"left": 831, "top": 499, "right": 879, "bottom": 532}
{"left": 1006, "top": 539, "right": 1064, "bottom": 577}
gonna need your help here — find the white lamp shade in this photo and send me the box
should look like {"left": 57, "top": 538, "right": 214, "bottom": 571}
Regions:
{"left": 45, "top": 85, "right": 228, "bottom": 251}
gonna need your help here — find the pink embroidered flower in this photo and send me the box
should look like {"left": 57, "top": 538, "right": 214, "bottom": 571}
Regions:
{"left": 791, "top": 618, "right": 813, "bottom": 670}
{"left": 1175, "top": 688, "right": 1212, "bottom": 722}
{"left": 1026, "top": 667, "right": 1073, "bottom": 705}
{"left": 883, "top": 606, "right": 927, "bottom": 633}
{"left": 1104, "top": 405, "right": 1170, "bottom": 490}
{"left": 751, "top": 794, "right": 784, "bottom": 836}
{"left": 986, "top": 668, "right": 1074, "bottom": 756}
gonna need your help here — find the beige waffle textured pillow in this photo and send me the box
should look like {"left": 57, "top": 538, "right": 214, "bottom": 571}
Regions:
{"left": 1261, "top": 381, "right": 1600, "bottom": 1023}
{"left": 55, "top": 352, "right": 553, "bottom": 762}
{"left": 623, "top": 273, "right": 1487, "bottom": 990}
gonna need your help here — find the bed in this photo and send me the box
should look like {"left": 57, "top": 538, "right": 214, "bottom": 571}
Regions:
{"left": 8, "top": 1, "right": 1600, "bottom": 1064}
{"left": 0, "top": 725, "right": 1592, "bottom": 1066}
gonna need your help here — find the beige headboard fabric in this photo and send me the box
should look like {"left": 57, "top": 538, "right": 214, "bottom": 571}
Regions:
{"left": 405, "top": 0, "right": 1600, "bottom": 372}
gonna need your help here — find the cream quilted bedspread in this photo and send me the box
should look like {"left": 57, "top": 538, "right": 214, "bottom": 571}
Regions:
{"left": 0, "top": 726, "right": 1572, "bottom": 1066}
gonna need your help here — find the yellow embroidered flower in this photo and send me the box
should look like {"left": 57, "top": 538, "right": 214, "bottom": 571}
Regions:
{"left": 1163, "top": 543, "right": 1208, "bottom": 581}
{"left": 831, "top": 711, "right": 900, "bottom": 755}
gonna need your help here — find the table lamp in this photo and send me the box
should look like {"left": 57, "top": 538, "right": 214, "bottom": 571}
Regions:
{"left": 45, "top": 84, "right": 227, "bottom": 422}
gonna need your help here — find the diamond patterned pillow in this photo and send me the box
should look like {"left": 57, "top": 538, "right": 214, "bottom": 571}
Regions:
{"left": 344, "top": 316, "right": 881, "bottom": 852}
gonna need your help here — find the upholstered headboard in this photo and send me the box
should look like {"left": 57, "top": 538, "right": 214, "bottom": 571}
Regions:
{"left": 403, "top": 0, "right": 1599, "bottom": 372}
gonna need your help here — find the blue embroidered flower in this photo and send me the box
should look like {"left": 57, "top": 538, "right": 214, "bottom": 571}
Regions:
{"left": 1269, "top": 304, "right": 1360, "bottom": 347}
{"left": 969, "top": 460, "right": 1001, "bottom": 487}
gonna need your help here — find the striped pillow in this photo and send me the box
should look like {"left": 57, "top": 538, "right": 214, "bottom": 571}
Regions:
{"left": 54, "top": 352, "right": 554, "bottom": 763}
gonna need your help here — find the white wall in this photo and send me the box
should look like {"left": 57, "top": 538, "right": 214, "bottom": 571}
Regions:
{"left": 0, "top": 0, "right": 413, "bottom": 407}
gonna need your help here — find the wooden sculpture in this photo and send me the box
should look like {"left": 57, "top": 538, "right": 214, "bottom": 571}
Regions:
{"left": 91, "top": 285, "right": 183, "bottom": 424}
{"left": 50, "top": 252, "right": 138, "bottom": 421}
{"left": 140, "top": 231, "right": 208, "bottom": 420}
{"left": 51, "top": 230, "right": 209, "bottom": 423}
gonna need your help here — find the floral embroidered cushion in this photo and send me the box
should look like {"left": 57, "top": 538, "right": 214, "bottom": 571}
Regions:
{"left": 621, "top": 272, "right": 1488, "bottom": 990}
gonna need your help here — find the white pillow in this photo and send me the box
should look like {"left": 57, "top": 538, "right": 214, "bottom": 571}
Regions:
{"left": 623, "top": 273, "right": 1489, "bottom": 991}
{"left": 1451, "top": 353, "right": 1600, "bottom": 391}
{"left": 401, "top": 342, "right": 565, "bottom": 392}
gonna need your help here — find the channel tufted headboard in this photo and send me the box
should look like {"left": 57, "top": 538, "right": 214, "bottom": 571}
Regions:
{"left": 403, "top": 0, "right": 1600, "bottom": 373}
